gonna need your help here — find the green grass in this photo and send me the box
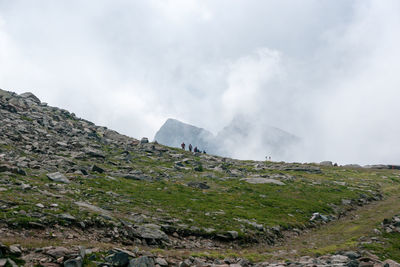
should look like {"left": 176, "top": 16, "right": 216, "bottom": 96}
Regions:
{"left": 363, "top": 232, "right": 400, "bottom": 261}
{"left": 1, "top": 153, "right": 397, "bottom": 240}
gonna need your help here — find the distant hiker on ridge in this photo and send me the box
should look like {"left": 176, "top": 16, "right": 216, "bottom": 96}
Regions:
{"left": 181, "top": 142, "right": 185, "bottom": 150}
{"left": 189, "top": 144, "right": 193, "bottom": 152}
{"left": 194, "top": 146, "right": 198, "bottom": 153}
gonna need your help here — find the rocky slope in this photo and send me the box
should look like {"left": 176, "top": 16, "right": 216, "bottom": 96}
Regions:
{"left": 1, "top": 88, "right": 400, "bottom": 266}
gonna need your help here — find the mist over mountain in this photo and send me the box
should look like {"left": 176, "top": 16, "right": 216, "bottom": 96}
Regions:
{"left": 154, "top": 116, "right": 300, "bottom": 161}
{"left": 215, "top": 115, "right": 300, "bottom": 160}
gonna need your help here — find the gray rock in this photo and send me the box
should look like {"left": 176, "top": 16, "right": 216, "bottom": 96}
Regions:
{"left": 84, "top": 148, "right": 105, "bottom": 158}
{"left": 64, "top": 257, "right": 83, "bottom": 267}
{"left": 344, "top": 164, "right": 362, "bottom": 168}
{"left": 310, "top": 212, "right": 330, "bottom": 222}
{"left": 280, "top": 165, "right": 322, "bottom": 173}
{"left": 346, "top": 259, "right": 360, "bottom": 267}
{"left": 132, "top": 224, "right": 169, "bottom": 242}
{"left": 319, "top": 161, "right": 333, "bottom": 166}
{"left": 383, "top": 259, "right": 400, "bottom": 267}
{"left": 227, "top": 230, "right": 239, "bottom": 239}
{"left": 187, "top": 181, "right": 210, "bottom": 189}
{"left": 47, "top": 172, "right": 71, "bottom": 183}
{"left": 155, "top": 258, "right": 168, "bottom": 266}
{"left": 122, "top": 173, "right": 152, "bottom": 181}
{"left": 20, "top": 92, "right": 41, "bottom": 104}
{"left": 140, "top": 137, "right": 149, "bottom": 144}
{"left": 363, "top": 164, "right": 389, "bottom": 169}
{"left": 46, "top": 246, "right": 72, "bottom": 259}
{"left": 342, "top": 199, "right": 352, "bottom": 205}
{"left": 178, "top": 259, "right": 192, "bottom": 267}
{"left": 106, "top": 252, "right": 130, "bottom": 267}
{"left": 0, "top": 259, "right": 7, "bottom": 267}
{"left": 21, "top": 183, "right": 31, "bottom": 190}
{"left": 59, "top": 213, "right": 77, "bottom": 222}
{"left": 240, "top": 177, "right": 285, "bottom": 185}
{"left": 331, "top": 255, "right": 349, "bottom": 263}
{"left": 237, "top": 258, "right": 250, "bottom": 267}
{"left": 92, "top": 165, "right": 105, "bottom": 173}
{"left": 343, "top": 251, "right": 360, "bottom": 260}
{"left": 129, "top": 256, "right": 155, "bottom": 267}
{"left": 0, "top": 164, "right": 26, "bottom": 175}
{"left": 9, "top": 245, "right": 21, "bottom": 256}
{"left": 74, "top": 201, "right": 113, "bottom": 219}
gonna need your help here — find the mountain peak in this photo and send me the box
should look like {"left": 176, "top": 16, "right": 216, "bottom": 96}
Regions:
{"left": 154, "top": 116, "right": 300, "bottom": 160}
{"left": 154, "top": 118, "right": 214, "bottom": 151}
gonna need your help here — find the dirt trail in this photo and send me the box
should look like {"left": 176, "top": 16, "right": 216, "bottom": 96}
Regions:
{"left": 248, "top": 190, "right": 400, "bottom": 261}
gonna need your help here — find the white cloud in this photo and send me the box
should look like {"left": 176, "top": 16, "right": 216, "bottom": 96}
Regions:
{"left": 150, "top": 0, "right": 212, "bottom": 22}
{"left": 222, "top": 48, "right": 283, "bottom": 119}
{"left": 0, "top": 0, "right": 399, "bottom": 164}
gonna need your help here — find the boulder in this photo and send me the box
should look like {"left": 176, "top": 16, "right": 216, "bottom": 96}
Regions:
{"left": 154, "top": 258, "right": 168, "bottom": 266}
{"left": 383, "top": 259, "right": 400, "bottom": 267}
{"left": 0, "top": 164, "right": 26, "bottom": 175}
{"left": 343, "top": 251, "right": 360, "bottom": 260}
{"left": 9, "top": 245, "right": 21, "bottom": 256}
{"left": 310, "top": 212, "right": 330, "bottom": 222}
{"left": 58, "top": 213, "right": 77, "bottom": 222}
{"left": 105, "top": 251, "right": 130, "bottom": 267}
{"left": 46, "top": 247, "right": 72, "bottom": 259}
{"left": 20, "top": 92, "right": 41, "bottom": 104}
{"left": 47, "top": 172, "right": 71, "bottom": 183}
{"left": 84, "top": 148, "right": 105, "bottom": 159}
{"left": 129, "top": 256, "right": 155, "bottom": 267}
{"left": 64, "top": 257, "right": 83, "bottom": 267}
{"left": 132, "top": 224, "right": 169, "bottom": 242}
{"left": 227, "top": 230, "right": 238, "bottom": 239}
{"left": 140, "top": 137, "right": 149, "bottom": 144}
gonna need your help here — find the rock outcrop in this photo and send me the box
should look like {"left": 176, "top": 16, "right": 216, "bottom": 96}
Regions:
{"left": 154, "top": 118, "right": 214, "bottom": 153}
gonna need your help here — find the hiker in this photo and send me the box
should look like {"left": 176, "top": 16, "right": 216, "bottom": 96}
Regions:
{"left": 203, "top": 150, "right": 206, "bottom": 154}
{"left": 189, "top": 144, "right": 193, "bottom": 152}
{"left": 194, "top": 146, "right": 198, "bottom": 153}
{"left": 181, "top": 142, "right": 185, "bottom": 150}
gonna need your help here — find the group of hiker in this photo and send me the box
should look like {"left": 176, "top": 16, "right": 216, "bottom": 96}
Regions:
{"left": 181, "top": 142, "right": 206, "bottom": 154}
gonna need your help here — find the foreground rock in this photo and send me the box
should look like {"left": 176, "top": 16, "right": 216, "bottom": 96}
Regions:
{"left": 47, "top": 172, "right": 70, "bottom": 183}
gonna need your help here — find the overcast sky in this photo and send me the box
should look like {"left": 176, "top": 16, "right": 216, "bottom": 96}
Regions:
{"left": 1, "top": 0, "right": 399, "bottom": 164}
